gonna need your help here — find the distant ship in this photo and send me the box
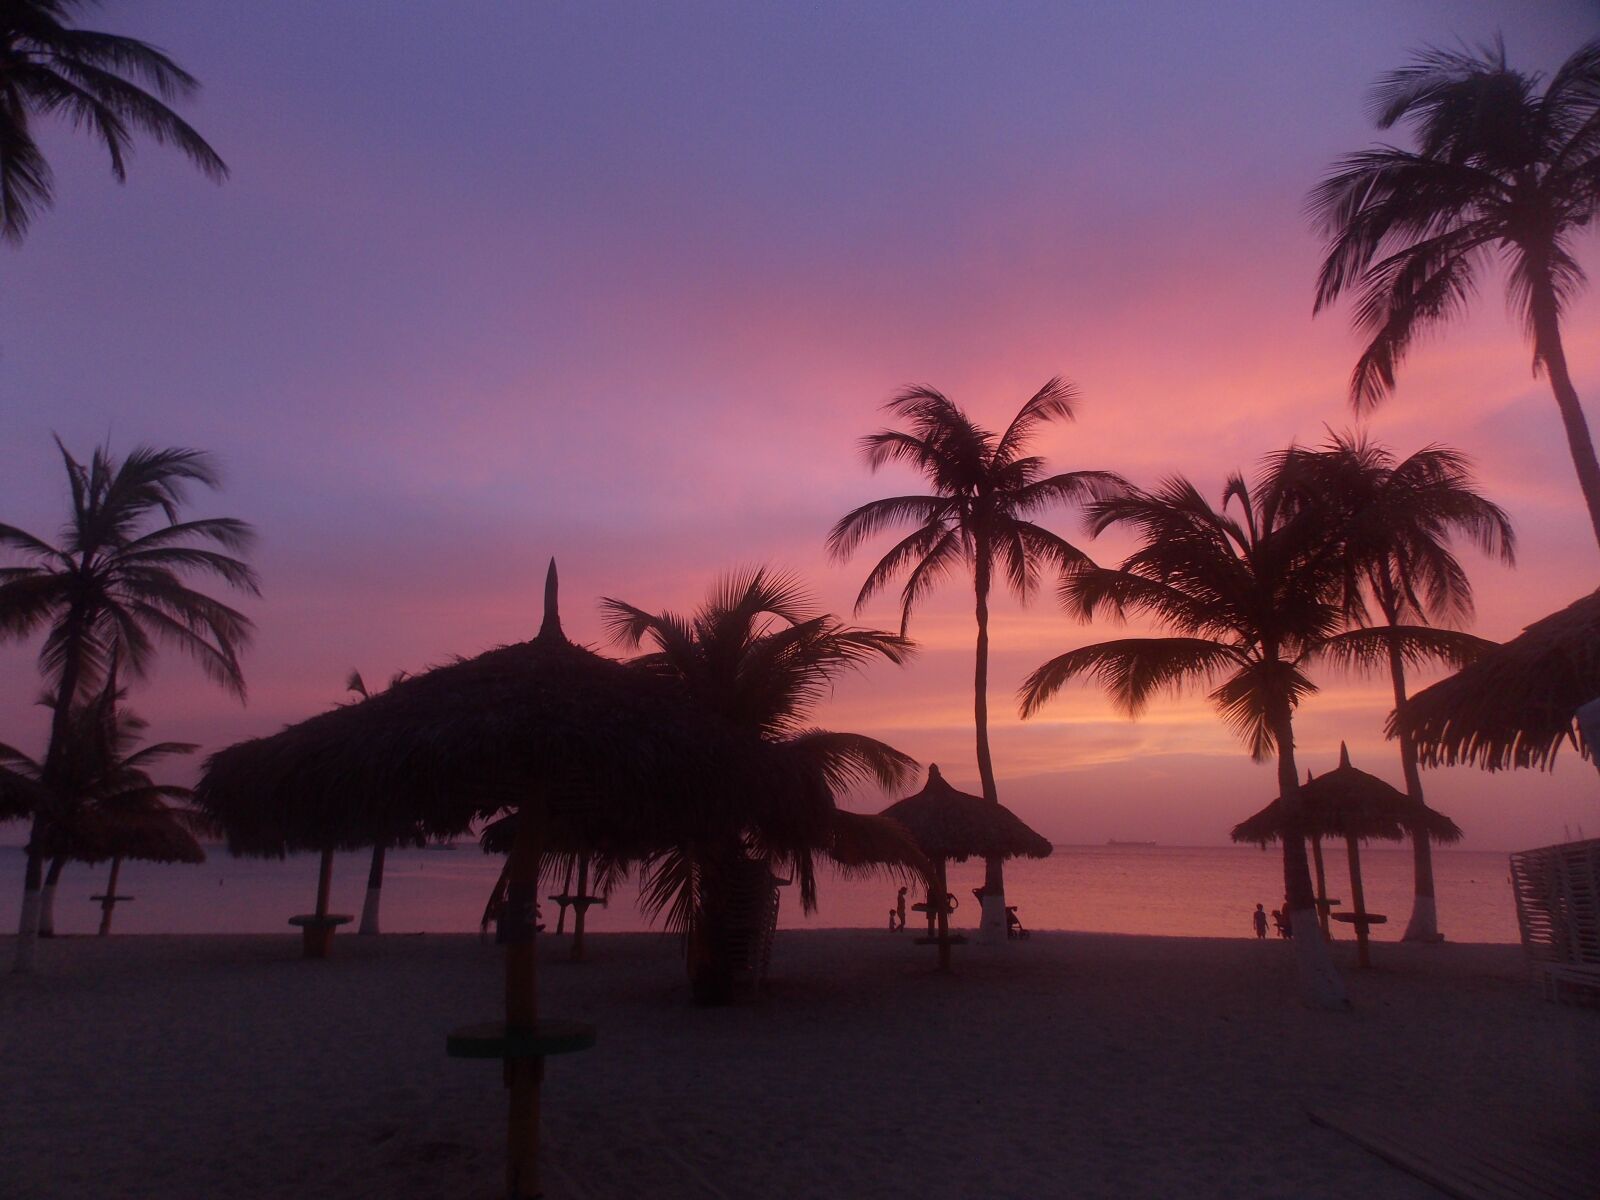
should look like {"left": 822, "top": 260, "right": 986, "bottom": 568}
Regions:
{"left": 1106, "top": 839, "right": 1157, "bottom": 847}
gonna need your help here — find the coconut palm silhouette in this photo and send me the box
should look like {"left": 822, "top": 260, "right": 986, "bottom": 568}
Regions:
{"left": 602, "top": 567, "right": 921, "bottom": 1002}
{"left": 0, "top": 0, "right": 228, "bottom": 242}
{"left": 1312, "top": 36, "right": 1600, "bottom": 547}
{"left": 1278, "top": 434, "right": 1511, "bottom": 942}
{"left": 1021, "top": 464, "right": 1487, "bottom": 1007}
{"left": 0, "top": 440, "right": 255, "bottom": 971}
{"left": 828, "top": 380, "right": 1122, "bottom": 939}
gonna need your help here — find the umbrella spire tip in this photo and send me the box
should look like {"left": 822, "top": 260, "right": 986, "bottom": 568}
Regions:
{"left": 1338, "top": 741, "right": 1351, "bottom": 768}
{"left": 539, "top": 559, "right": 563, "bottom": 641}
{"left": 927, "top": 763, "right": 942, "bottom": 780}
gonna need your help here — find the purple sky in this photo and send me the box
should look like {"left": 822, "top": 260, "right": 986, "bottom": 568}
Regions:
{"left": 3, "top": 1, "right": 1599, "bottom": 848}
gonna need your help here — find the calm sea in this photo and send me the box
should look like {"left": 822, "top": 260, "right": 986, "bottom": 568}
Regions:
{"left": 0, "top": 843, "right": 1521, "bottom": 943}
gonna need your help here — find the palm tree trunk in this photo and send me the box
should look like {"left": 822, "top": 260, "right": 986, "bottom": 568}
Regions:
{"left": 1530, "top": 276, "right": 1600, "bottom": 552}
{"left": 40, "top": 855, "right": 67, "bottom": 937}
{"left": 1388, "top": 637, "right": 1441, "bottom": 942}
{"left": 502, "top": 806, "right": 545, "bottom": 1199}
{"left": 972, "top": 542, "right": 1007, "bottom": 943}
{"left": 16, "top": 625, "right": 87, "bottom": 973}
{"left": 1270, "top": 702, "right": 1348, "bottom": 1009}
{"left": 359, "top": 843, "right": 386, "bottom": 935}
{"left": 13, "top": 841, "right": 44, "bottom": 973}
{"left": 1311, "top": 836, "right": 1330, "bottom": 938}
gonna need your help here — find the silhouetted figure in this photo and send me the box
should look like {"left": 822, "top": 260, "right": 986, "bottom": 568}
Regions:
{"left": 1253, "top": 903, "right": 1268, "bottom": 939}
{"left": 1274, "top": 907, "right": 1293, "bottom": 939}
{"left": 1006, "top": 905, "right": 1029, "bottom": 939}
{"left": 893, "top": 886, "right": 907, "bottom": 931}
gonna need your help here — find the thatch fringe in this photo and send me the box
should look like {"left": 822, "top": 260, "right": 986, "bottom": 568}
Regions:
{"left": 1396, "top": 590, "right": 1600, "bottom": 772}
{"left": 879, "top": 765, "right": 1053, "bottom": 863}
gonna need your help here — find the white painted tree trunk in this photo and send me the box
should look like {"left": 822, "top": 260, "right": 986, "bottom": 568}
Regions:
{"left": 1401, "top": 894, "right": 1439, "bottom": 944}
{"left": 977, "top": 893, "right": 1007, "bottom": 944}
{"left": 359, "top": 886, "right": 382, "bottom": 935}
{"left": 14, "top": 891, "right": 41, "bottom": 973}
{"left": 1290, "top": 904, "right": 1347, "bottom": 1009}
{"left": 39, "top": 882, "right": 57, "bottom": 937}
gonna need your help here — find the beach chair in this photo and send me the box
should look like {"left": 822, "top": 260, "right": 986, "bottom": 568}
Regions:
{"left": 1512, "top": 838, "right": 1600, "bottom": 1006}
{"left": 1005, "top": 905, "right": 1029, "bottom": 939}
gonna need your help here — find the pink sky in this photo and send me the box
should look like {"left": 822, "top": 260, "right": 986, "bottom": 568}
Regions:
{"left": 2, "top": 1, "right": 1598, "bottom": 849}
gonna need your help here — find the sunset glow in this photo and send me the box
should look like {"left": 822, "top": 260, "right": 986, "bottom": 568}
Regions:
{"left": 3, "top": 0, "right": 1597, "bottom": 853}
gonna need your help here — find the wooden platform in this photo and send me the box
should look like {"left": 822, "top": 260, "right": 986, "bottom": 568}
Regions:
{"left": 1309, "top": 1104, "right": 1600, "bottom": 1200}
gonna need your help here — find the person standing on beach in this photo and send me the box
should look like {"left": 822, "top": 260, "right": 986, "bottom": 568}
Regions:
{"left": 1253, "top": 903, "right": 1268, "bottom": 939}
{"left": 893, "top": 886, "right": 907, "bottom": 931}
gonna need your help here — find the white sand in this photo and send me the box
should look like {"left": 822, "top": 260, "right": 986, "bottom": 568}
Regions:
{"left": 3, "top": 930, "right": 1594, "bottom": 1199}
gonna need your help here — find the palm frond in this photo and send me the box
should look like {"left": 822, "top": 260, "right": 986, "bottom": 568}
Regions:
{"left": 1310, "top": 624, "right": 1495, "bottom": 674}
{"left": 1020, "top": 637, "right": 1241, "bottom": 718}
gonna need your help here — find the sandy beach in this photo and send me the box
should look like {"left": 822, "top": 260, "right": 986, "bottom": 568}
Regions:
{"left": 4, "top": 930, "right": 1594, "bottom": 1199}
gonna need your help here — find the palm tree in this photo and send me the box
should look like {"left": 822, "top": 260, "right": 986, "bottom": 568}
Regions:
{"left": 1020, "top": 467, "right": 1484, "bottom": 1008}
{"left": 0, "top": 675, "right": 196, "bottom": 936}
{"left": 346, "top": 668, "right": 409, "bottom": 935}
{"left": 827, "top": 379, "right": 1123, "bottom": 939}
{"left": 1279, "top": 434, "right": 1513, "bottom": 941}
{"left": 0, "top": 439, "right": 256, "bottom": 971}
{"left": 601, "top": 567, "right": 920, "bottom": 1002}
{"left": 0, "top": 0, "right": 228, "bottom": 242}
{"left": 1311, "top": 36, "right": 1600, "bottom": 548}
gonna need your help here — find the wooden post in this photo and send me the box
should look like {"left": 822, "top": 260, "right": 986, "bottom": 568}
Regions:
{"left": 554, "top": 856, "right": 574, "bottom": 936}
{"left": 504, "top": 806, "right": 544, "bottom": 1200}
{"left": 935, "top": 859, "right": 952, "bottom": 973}
{"left": 571, "top": 853, "right": 589, "bottom": 963}
{"left": 315, "top": 848, "right": 335, "bottom": 919}
{"left": 97, "top": 857, "right": 122, "bottom": 936}
{"left": 1311, "top": 836, "right": 1330, "bottom": 938}
{"left": 1345, "top": 833, "right": 1371, "bottom": 969}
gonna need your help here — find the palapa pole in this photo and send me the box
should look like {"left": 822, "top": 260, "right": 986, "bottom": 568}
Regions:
{"left": 1311, "top": 836, "right": 1330, "bottom": 938}
{"left": 503, "top": 804, "right": 545, "bottom": 1200}
{"left": 571, "top": 852, "right": 590, "bottom": 963}
{"left": 315, "top": 847, "right": 334, "bottom": 919}
{"left": 554, "top": 855, "right": 574, "bottom": 936}
{"left": 1344, "top": 833, "right": 1371, "bottom": 969}
{"left": 97, "top": 856, "right": 122, "bottom": 936}
{"left": 359, "top": 843, "right": 386, "bottom": 935}
{"left": 935, "top": 858, "right": 952, "bottom": 973}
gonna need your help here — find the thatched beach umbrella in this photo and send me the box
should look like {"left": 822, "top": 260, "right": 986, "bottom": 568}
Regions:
{"left": 478, "top": 810, "right": 638, "bottom": 962}
{"left": 479, "top": 792, "right": 932, "bottom": 963}
{"left": 1395, "top": 590, "right": 1600, "bottom": 772}
{"left": 195, "top": 562, "right": 812, "bottom": 1200}
{"left": 50, "top": 799, "right": 207, "bottom": 935}
{"left": 1231, "top": 745, "right": 1461, "bottom": 965}
{"left": 880, "top": 764, "right": 1052, "bottom": 970}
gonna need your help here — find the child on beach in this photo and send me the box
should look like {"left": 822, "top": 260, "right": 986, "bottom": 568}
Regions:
{"left": 1253, "top": 903, "right": 1268, "bottom": 939}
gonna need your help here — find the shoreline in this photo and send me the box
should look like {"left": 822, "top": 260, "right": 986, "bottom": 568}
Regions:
{"left": 5, "top": 930, "right": 1591, "bottom": 1199}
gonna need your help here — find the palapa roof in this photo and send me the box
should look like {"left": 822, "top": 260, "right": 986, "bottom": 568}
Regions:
{"left": 32, "top": 793, "right": 206, "bottom": 870}
{"left": 1395, "top": 590, "right": 1600, "bottom": 771}
{"left": 1231, "top": 745, "right": 1463, "bottom": 846}
{"left": 879, "top": 764, "right": 1053, "bottom": 864}
{"left": 40, "top": 799, "right": 207, "bottom": 865}
{"left": 195, "top": 563, "right": 828, "bottom": 858}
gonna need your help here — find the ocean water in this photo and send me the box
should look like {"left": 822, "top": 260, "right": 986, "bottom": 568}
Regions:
{"left": 0, "top": 843, "right": 1521, "bottom": 943}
